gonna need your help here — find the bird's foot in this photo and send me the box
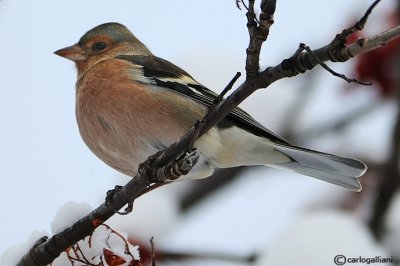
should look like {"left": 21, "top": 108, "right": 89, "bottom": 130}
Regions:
{"left": 117, "top": 201, "right": 134, "bottom": 215}
{"left": 105, "top": 185, "right": 135, "bottom": 215}
{"left": 105, "top": 185, "right": 124, "bottom": 205}
{"left": 165, "top": 149, "right": 200, "bottom": 180}
{"left": 139, "top": 149, "right": 199, "bottom": 182}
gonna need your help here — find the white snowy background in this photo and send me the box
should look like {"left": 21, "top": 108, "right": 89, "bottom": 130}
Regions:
{"left": 0, "top": 0, "right": 399, "bottom": 265}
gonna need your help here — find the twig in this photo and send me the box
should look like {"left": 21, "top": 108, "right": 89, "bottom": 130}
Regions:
{"left": 245, "top": 0, "right": 275, "bottom": 76}
{"left": 351, "top": 0, "right": 381, "bottom": 33}
{"left": 216, "top": 72, "right": 242, "bottom": 103}
{"left": 300, "top": 43, "right": 371, "bottom": 85}
{"left": 262, "top": 25, "right": 400, "bottom": 84}
{"left": 192, "top": 72, "right": 241, "bottom": 151}
{"left": 330, "top": 0, "right": 382, "bottom": 50}
{"left": 236, "top": 0, "right": 249, "bottom": 11}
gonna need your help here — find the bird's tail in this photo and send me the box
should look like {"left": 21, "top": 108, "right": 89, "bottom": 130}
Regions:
{"left": 270, "top": 144, "right": 367, "bottom": 191}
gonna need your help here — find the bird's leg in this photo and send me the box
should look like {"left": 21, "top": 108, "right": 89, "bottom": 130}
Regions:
{"left": 139, "top": 149, "right": 199, "bottom": 182}
{"left": 106, "top": 151, "right": 165, "bottom": 215}
{"left": 164, "top": 149, "right": 200, "bottom": 180}
{"left": 113, "top": 150, "right": 199, "bottom": 215}
{"left": 152, "top": 149, "right": 200, "bottom": 182}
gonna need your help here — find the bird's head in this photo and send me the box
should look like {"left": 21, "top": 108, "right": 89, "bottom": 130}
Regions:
{"left": 54, "top": 22, "right": 151, "bottom": 73}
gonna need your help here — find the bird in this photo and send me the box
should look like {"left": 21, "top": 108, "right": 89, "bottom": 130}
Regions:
{"left": 54, "top": 22, "right": 367, "bottom": 191}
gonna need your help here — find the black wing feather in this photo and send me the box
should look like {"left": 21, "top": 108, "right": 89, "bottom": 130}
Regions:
{"left": 117, "top": 55, "right": 289, "bottom": 144}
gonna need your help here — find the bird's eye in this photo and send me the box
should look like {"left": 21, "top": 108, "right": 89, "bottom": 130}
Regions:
{"left": 93, "top": 42, "right": 106, "bottom": 52}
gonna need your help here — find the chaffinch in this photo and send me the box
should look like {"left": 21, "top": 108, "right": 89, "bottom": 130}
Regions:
{"left": 55, "top": 22, "right": 366, "bottom": 191}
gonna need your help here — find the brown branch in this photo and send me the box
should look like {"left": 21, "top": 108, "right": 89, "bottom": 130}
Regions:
{"left": 17, "top": 175, "right": 152, "bottom": 266}
{"left": 332, "top": 0, "right": 382, "bottom": 48}
{"left": 347, "top": 25, "right": 400, "bottom": 57}
{"left": 300, "top": 43, "right": 371, "bottom": 85}
{"left": 261, "top": 24, "right": 400, "bottom": 85}
{"left": 17, "top": 1, "right": 400, "bottom": 265}
{"left": 245, "top": 0, "right": 275, "bottom": 76}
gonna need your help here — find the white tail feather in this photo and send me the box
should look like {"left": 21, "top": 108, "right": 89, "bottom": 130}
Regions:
{"left": 271, "top": 144, "right": 366, "bottom": 191}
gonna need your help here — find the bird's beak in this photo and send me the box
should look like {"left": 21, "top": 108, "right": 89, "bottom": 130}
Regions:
{"left": 54, "top": 44, "right": 87, "bottom": 61}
